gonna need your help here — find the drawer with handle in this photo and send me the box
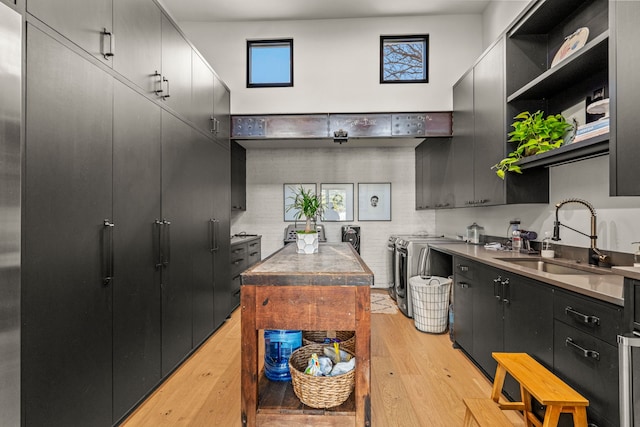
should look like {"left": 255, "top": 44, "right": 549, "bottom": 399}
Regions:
{"left": 453, "top": 256, "right": 478, "bottom": 281}
{"left": 554, "top": 290, "right": 623, "bottom": 346}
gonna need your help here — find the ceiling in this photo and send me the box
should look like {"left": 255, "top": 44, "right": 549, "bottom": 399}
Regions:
{"left": 160, "top": 0, "right": 490, "bottom": 23}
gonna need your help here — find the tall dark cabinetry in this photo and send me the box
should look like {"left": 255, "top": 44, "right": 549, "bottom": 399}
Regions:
{"left": 112, "top": 82, "right": 162, "bottom": 420}
{"left": 23, "top": 26, "right": 114, "bottom": 426}
{"left": 21, "top": 2, "right": 233, "bottom": 425}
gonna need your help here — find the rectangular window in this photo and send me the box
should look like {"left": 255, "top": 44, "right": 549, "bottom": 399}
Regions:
{"left": 247, "top": 39, "right": 293, "bottom": 88}
{"left": 380, "top": 35, "right": 428, "bottom": 84}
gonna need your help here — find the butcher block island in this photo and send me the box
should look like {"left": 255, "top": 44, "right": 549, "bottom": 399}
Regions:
{"left": 240, "top": 243, "right": 373, "bottom": 427}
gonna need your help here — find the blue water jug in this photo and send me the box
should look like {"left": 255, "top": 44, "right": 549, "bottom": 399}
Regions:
{"left": 264, "top": 330, "right": 302, "bottom": 381}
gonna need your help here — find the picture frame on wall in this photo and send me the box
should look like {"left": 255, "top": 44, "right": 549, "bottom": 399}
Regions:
{"left": 358, "top": 182, "right": 391, "bottom": 221}
{"left": 321, "top": 183, "right": 354, "bottom": 222}
{"left": 283, "top": 183, "right": 317, "bottom": 221}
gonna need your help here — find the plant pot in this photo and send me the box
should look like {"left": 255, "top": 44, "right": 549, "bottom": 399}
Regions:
{"left": 296, "top": 232, "right": 319, "bottom": 254}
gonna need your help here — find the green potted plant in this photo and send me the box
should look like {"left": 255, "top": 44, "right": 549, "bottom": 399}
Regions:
{"left": 492, "top": 110, "right": 574, "bottom": 179}
{"left": 286, "top": 185, "right": 325, "bottom": 254}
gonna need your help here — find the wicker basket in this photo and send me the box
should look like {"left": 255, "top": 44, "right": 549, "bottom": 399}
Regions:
{"left": 288, "top": 344, "right": 355, "bottom": 409}
{"left": 302, "top": 330, "right": 355, "bottom": 353}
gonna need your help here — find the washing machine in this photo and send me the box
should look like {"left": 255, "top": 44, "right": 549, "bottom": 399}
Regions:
{"left": 341, "top": 225, "right": 360, "bottom": 254}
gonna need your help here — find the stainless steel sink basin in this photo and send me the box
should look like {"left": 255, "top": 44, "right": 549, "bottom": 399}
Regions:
{"left": 497, "top": 258, "right": 596, "bottom": 275}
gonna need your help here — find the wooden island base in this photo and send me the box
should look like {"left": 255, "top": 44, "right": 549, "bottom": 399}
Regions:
{"left": 240, "top": 243, "right": 372, "bottom": 427}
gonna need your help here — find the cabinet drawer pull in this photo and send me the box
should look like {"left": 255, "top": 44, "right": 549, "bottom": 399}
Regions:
{"left": 232, "top": 259, "right": 244, "bottom": 265}
{"left": 565, "top": 337, "right": 600, "bottom": 361}
{"left": 565, "top": 306, "right": 600, "bottom": 326}
{"left": 249, "top": 251, "right": 259, "bottom": 257}
{"left": 249, "top": 242, "right": 258, "bottom": 247}
{"left": 459, "top": 282, "right": 469, "bottom": 289}
{"left": 457, "top": 264, "right": 469, "bottom": 272}
{"left": 232, "top": 248, "right": 244, "bottom": 254}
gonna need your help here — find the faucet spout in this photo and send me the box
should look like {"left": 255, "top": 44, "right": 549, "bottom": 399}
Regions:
{"left": 552, "top": 198, "right": 610, "bottom": 266}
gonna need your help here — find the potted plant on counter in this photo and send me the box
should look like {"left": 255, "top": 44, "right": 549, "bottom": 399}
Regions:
{"left": 286, "top": 185, "right": 325, "bottom": 254}
{"left": 492, "top": 110, "right": 574, "bottom": 179}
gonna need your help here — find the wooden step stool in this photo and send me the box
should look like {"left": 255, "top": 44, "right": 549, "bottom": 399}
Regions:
{"left": 463, "top": 398, "right": 513, "bottom": 427}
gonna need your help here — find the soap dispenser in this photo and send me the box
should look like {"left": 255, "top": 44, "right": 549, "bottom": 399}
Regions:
{"left": 633, "top": 241, "right": 640, "bottom": 267}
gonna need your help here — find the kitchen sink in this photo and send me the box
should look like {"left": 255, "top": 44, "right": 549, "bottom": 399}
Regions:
{"left": 497, "top": 258, "right": 602, "bottom": 275}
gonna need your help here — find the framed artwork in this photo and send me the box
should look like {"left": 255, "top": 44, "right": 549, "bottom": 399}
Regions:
{"left": 283, "top": 183, "right": 317, "bottom": 221}
{"left": 321, "top": 183, "right": 354, "bottom": 222}
{"left": 358, "top": 183, "right": 391, "bottom": 221}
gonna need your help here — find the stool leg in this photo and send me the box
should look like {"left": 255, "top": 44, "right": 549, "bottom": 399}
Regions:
{"left": 462, "top": 407, "right": 475, "bottom": 427}
{"left": 521, "top": 387, "right": 534, "bottom": 427}
{"left": 571, "top": 407, "right": 588, "bottom": 427}
{"left": 542, "top": 405, "right": 562, "bottom": 427}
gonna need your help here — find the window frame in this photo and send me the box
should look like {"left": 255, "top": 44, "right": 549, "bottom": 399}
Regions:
{"left": 246, "top": 38, "right": 294, "bottom": 88}
{"left": 379, "top": 34, "right": 429, "bottom": 84}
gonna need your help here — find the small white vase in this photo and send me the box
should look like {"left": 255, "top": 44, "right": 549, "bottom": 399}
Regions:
{"left": 296, "top": 232, "right": 319, "bottom": 254}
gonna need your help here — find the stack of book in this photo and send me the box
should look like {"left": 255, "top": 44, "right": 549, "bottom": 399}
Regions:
{"left": 572, "top": 117, "right": 609, "bottom": 143}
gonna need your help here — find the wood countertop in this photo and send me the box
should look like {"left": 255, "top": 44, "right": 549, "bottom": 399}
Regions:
{"left": 430, "top": 242, "right": 625, "bottom": 306}
{"left": 241, "top": 242, "right": 373, "bottom": 287}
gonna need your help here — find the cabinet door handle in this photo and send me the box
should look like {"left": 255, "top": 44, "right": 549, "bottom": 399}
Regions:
{"left": 250, "top": 251, "right": 259, "bottom": 257}
{"left": 154, "top": 220, "right": 163, "bottom": 269}
{"left": 457, "top": 264, "right": 469, "bottom": 272}
{"left": 459, "top": 282, "right": 469, "bottom": 289}
{"left": 565, "top": 306, "right": 600, "bottom": 326}
{"left": 162, "top": 77, "right": 171, "bottom": 99}
{"left": 101, "top": 28, "right": 114, "bottom": 59}
{"left": 162, "top": 220, "right": 171, "bottom": 267}
{"left": 565, "top": 337, "right": 600, "bottom": 361}
{"left": 493, "top": 276, "right": 501, "bottom": 300}
{"left": 153, "top": 71, "right": 163, "bottom": 95}
{"left": 103, "top": 220, "right": 115, "bottom": 285}
{"left": 209, "top": 219, "right": 219, "bottom": 253}
{"left": 501, "top": 278, "right": 510, "bottom": 304}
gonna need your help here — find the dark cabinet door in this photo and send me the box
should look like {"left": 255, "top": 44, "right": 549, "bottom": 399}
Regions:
{"left": 451, "top": 69, "right": 475, "bottom": 208}
{"left": 473, "top": 38, "right": 505, "bottom": 206}
{"left": 161, "top": 13, "right": 192, "bottom": 117}
{"left": 161, "top": 110, "right": 194, "bottom": 375}
{"left": 112, "top": 81, "right": 162, "bottom": 421}
{"left": 453, "top": 276, "right": 473, "bottom": 353}
{"left": 191, "top": 133, "right": 216, "bottom": 347}
{"left": 212, "top": 144, "right": 232, "bottom": 326}
{"left": 113, "top": 0, "right": 162, "bottom": 95}
{"left": 430, "top": 137, "right": 453, "bottom": 208}
{"left": 213, "top": 74, "right": 231, "bottom": 144}
{"left": 471, "top": 265, "right": 504, "bottom": 376}
{"left": 610, "top": 0, "right": 640, "bottom": 196}
{"left": 231, "top": 140, "right": 246, "bottom": 211}
{"left": 191, "top": 52, "right": 215, "bottom": 135}
{"left": 27, "top": 0, "right": 113, "bottom": 65}
{"left": 23, "top": 25, "right": 113, "bottom": 426}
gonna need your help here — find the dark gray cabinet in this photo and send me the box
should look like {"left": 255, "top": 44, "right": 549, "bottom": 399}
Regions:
{"left": 113, "top": 0, "right": 162, "bottom": 95}
{"left": 230, "top": 237, "right": 261, "bottom": 308}
{"left": 26, "top": 0, "right": 113, "bottom": 65}
{"left": 161, "top": 13, "right": 192, "bottom": 117}
{"left": 23, "top": 25, "right": 114, "bottom": 426}
{"left": 231, "top": 141, "right": 247, "bottom": 211}
{"left": 610, "top": 0, "right": 640, "bottom": 196}
{"left": 452, "top": 37, "right": 549, "bottom": 207}
{"left": 112, "top": 82, "right": 162, "bottom": 421}
{"left": 415, "top": 138, "right": 453, "bottom": 210}
{"left": 454, "top": 256, "right": 554, "bottom": 401}
{"left": 212, "top": 144, "right": 231, "bottom": 327}
{"left": 191, "top": 52, "right": 215, "bottom": 135}
{"left": 213, "top": 74, "right": 231, "bottom": 144}
{"left": 553, "top": 289, "right": 623, "bottom": 426}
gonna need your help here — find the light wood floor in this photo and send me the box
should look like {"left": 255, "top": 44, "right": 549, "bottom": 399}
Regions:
{"left": 122, "top": 291, "right": 525, "bottom": 426}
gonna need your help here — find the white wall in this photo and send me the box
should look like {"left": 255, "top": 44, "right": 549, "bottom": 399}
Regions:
{"left": 436, "top": 155, "right": 640, "bottom": 255}
{"left": 481, "top": 1, "right": 531, "bottom": 49}
{"left": 231, "top": 146, "right": 436, "bottom": 287}
{"left": 180, "top": 15, "right": 483, "bottom": 114}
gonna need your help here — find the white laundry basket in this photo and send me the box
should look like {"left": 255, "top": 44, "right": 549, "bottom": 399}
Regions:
{"left": 409, "top": 276, "right": 452, "bottom": 333}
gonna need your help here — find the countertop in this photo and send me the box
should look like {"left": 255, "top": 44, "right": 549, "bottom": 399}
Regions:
{"left": 430, "top": 243, "right": 625, "bottom": 306}
{"left": 241, "top": 242, "right": 373, "bottom": 287}
{"left": 230, "top": 234, "right": 261, "bottom": 246}
{"left": 611, "top": 266, "right": 640, "bottom": 281}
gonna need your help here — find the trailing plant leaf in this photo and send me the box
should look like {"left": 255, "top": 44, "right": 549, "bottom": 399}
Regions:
{"left": 492, "top": 110, "right": 574, "bottom": 179}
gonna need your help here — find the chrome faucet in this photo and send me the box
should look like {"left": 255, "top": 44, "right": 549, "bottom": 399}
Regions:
{"left": 552, "top": 198, "right": 610, "bottom": 266}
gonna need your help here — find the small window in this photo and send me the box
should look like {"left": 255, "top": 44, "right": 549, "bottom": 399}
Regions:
{"left": 380, "top": 35, "right": 429, "bottom": 84}
{"left": 247, "top": 39, "right": 293, "bottom": 88}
